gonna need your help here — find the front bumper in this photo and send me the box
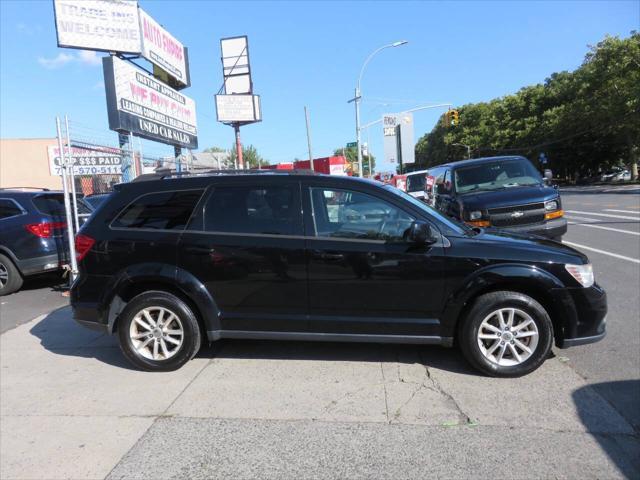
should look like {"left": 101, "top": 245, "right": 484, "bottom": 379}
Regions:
{"left": 503, "top": 217, "right": 568, "bottom": 239}
{"left": 551, "top": 283, "right": 607, "bottom": 348}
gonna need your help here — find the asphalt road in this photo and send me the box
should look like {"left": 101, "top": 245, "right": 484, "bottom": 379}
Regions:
{"left": 559, "top": 184, "right": 640, "bottom": 430}
{"left": 0, "top": 272, "right": 68, "bottom": 334}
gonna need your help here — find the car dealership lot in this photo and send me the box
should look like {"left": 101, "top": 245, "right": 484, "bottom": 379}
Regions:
{"left": 1, "top": 186, "right": 638, "bottom": 479}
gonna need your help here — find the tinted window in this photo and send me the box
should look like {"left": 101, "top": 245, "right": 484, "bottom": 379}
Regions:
{"left": 406, "top": 173, "right": 427, "bottom": 192}
{"left": 0, "top": 199, "right": 23, "bottom": 219}
{"left": 204, "top": 185, "right": 301, "bottom": 235}
{"left": 33, "top": 194, "right": 92, "bottom": 216}
{"left": 311, "top": 188, "right": 414, "bottom": 242}
{"left": 113, "top": 190, "right": 203, "bottom": 230}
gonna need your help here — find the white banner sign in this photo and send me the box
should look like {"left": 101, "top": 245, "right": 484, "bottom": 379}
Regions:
{"left": 54, "top": 0, "right": 141, "bottom": 53}
{"left": 215, "top": 95, "right": 261, "bottom": 123}
{"left": 104, "top": 56, "right": 198, "bottom": 148}
{"left": 48, "top": 146, "right": 122, "bottom": 176}
{"left": 138, "top": 8, "right": 189, "bottom": 86}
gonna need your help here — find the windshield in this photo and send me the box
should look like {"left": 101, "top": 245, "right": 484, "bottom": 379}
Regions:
{"left": 383, "top": 185, "right": 470, "bottom": 234}
{"left": 406, "top": 173, "right": 427, "bottom": 192}
{"left": 454, "top": 158, "right": 543, "bottom": 194}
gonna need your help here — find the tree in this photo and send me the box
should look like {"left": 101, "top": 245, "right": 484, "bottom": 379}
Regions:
{"left": 333, "top": 146, "right": 376, "bottom": 176}
{"left": 228, "top": 144, "right": 270, "bottom": 169}
{"left": 414, "top": 32, "right": 639, "bottom": 180}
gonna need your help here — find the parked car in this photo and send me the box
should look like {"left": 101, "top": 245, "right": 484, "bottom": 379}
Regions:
{"left": 0, "top": 189, "right": 93, "bottom": 295}
{"left": 84, "top": 193, "right": 112, "bottom": 209}
{"left": 425, "top": 156, "right": 567, "bottom": 240}
{"left": 600, "top": 168, "right": 631, "bottom": 182}
{"left": 404, "top": 169, "right": 429, "bottom": 201}
{"left": 71, "top": 171, "right": 606, "bottom": 377}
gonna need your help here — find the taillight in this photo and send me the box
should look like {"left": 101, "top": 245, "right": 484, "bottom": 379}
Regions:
{"left": 75, "top": 234, "right": 95, "bottom": 261}
{"left": 24, "top": 222, "right": 67, "bottom": 238}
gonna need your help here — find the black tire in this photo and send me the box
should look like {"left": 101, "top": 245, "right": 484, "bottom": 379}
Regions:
{"left": 458, "top": 291, "right": 553, "bottom": 377}
{"left": 117, "top": 291, "right": 202, "bottom": 371}
{"left": 0, "top": 254, "right": 23, "bottom": 296}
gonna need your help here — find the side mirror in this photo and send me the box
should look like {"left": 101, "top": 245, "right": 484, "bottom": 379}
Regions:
{"left": 407, "top": 221, "right": 437, "bottom": 245}
{"left": 436, "top": 183, "right": 447, "bottom": 195}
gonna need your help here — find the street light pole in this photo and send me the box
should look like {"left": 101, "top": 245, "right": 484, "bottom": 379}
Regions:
{"left": 352, "top": 40, "right": 408, "bottom": 178}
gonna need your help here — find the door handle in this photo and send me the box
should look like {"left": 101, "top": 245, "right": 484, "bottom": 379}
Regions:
{"left": 313, "top": 250, "right": 345, "bottom": 261}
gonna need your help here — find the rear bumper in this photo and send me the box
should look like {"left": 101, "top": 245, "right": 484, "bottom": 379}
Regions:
{"left": 551, "top": 283, "right": 607, "bottom": 348}
{"left": 17, "top": 253, "right": 67, "bottom": 276}
{"left": 503, "top": 217, "right": 568, "bottom": 239}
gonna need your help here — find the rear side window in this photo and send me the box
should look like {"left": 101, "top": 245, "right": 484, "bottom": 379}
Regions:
{"left": 204, "top": 185, "right": 301, "bottom": 235}
{"left": 112, "top": 190, "right": 203, "bottom": 230}
{"left": 0, "top": 199, "right": 23, "bottom": 219}
{"left": 406, "top": 173, "right": 426, "bottom": 192}
{"left": 33, "top": 194, "right": 92, "bottom": 216}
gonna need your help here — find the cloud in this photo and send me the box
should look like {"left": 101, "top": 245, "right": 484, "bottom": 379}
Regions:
{"left": 37, "top": 53, "right": 75, "bottom": 69}
{"left": 37, "top": 50, "right": 103, "bottom": 69}
{"left": 77, "top": 50, "right": 102, "bottom": 66}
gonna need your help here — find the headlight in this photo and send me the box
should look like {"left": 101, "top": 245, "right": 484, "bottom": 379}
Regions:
{"left": 469, "top": 210, "right": 482, "bottom": 220}
{"left": 565, "top": 263, "right": 594, "bottom": 288}
{"left": 545, "top": 200, "right": 559, "bottom": 211}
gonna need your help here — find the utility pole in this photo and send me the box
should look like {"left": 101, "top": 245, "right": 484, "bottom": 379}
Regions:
{"left": 304, "top": 106, "right": 314, "bottom": 171}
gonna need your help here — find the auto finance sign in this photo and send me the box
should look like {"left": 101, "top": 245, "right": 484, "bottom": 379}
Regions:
{"left": 103, "top": 56, "right": 198, "bottom": 148}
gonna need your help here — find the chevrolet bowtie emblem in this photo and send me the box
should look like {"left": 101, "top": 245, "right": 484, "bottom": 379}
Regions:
{"left": 511, "top": 211, "right": 524, "bottom": 218}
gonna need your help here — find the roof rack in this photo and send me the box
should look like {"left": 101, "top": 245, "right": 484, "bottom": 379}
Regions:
{"left": 131, "top": 168, "right": 318, "bottom": 183}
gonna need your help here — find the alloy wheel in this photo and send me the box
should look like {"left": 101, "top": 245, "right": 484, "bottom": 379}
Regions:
{"left": 477, "top": 307, "right": 539, "bottom": 366}
{"left": 0, "top": 263, "right": 8, "bottom": 288}
{"left": 129, "top": 306, "right": 184, "bottom": 361}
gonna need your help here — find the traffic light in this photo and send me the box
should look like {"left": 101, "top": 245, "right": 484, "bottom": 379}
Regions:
{"left": 451, "top": 109, "right": 459, "bottom": 126}
{"left": 442, "top": 111, "right": 450, "bottom": 127}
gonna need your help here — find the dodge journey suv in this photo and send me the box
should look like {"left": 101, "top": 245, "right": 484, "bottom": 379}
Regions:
{"left": 71, "top": 171, "right": 606, "bottom": 377}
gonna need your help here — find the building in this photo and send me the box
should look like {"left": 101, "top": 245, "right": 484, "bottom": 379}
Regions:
{"left": 1, "top": 138, "right": 62, "bottom": 190}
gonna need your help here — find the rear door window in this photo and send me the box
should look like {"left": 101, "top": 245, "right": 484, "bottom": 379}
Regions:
{"left": 203, "top": 185, "right": 302, "bottom": 235}
{"left": 32, "top": 194, "right": 92, "bottom": 216}
{"left": 112, "top": 189, "right": 204, "bottom": 230}
{"left": 0, "top": 199, "right": 23, "bottom": 219}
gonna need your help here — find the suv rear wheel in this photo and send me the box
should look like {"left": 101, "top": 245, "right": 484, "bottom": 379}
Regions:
{"left": 458, "top": 291, "right": 553, "bottom": 377}
{"left": 117, "top": 291, "right": 202, "bottom": 371}
{"left": 0, "top": 254, "right": 23, "bottom": 296}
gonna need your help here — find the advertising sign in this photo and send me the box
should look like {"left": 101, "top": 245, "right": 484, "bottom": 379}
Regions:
{"left": 138, "top": 8, "right": 190, "bottom": 88}
{"left": 383, "top": 113, "right": 414, "bottom": 167}
{"left": 54, "top": 0, "right": 141, "bottom": 53}
{"left": 48, "top": 146, "right": 122, "bottom": 176}
{"left": 220, "top": 36, "right": 252, "bottom": 94}
{"left": 103, "top": 56, "right": 198, "bottom": 148}
{"left": 215, "top": 95, "right": 261, "bottom": 123}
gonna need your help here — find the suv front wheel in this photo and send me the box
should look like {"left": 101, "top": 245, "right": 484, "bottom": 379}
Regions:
{"left": 118, "top": 291, "right": 202, "bottom": 371}
{"left": 458, "top": 291, "right": 553, "bottom": 377}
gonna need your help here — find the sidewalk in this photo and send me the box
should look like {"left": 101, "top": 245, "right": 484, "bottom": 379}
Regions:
{"left": 1, "top": 307, "right": 638, "bottom": 479}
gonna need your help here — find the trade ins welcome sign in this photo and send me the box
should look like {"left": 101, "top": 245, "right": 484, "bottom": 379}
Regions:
{"left": 103, "top": 56, "right": 198, "bottom": 149}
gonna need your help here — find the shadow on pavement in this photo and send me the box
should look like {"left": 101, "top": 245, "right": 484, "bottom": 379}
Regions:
{"left": 29, "top": 307, "right": 476, "bottom": 375}
{"left": 20, "top": 271, "right": 67, "bottom": 292}
{"left": 573, "top": 380, "right": 640, "bottom": 479}
{"left": 561, "top": 187, "right": 640, "bottom": 195}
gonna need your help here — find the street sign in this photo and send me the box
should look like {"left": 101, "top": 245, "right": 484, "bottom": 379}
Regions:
{"left": 346, "top": 142, "right": 357, "bottom": 148}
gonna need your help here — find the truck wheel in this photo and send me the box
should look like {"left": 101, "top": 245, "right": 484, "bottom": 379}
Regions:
{"left": 458, "top": 291, "right": 553, "bottom": 377}
{"left": 117, "top": 291, "right": 201, "bottom": 371}
{"left": 0, "top": 254, "right": 23, "bottom": 296}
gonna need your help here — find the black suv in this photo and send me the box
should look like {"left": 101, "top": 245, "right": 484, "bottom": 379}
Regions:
{"left": 0, "top": 189, "right": 92, "bottom": 295}
{"left": 425, "top": 156, "right": 567, "bottom": 239}
{"left": 71, "top": 172, "right": 606, "bottom": 377}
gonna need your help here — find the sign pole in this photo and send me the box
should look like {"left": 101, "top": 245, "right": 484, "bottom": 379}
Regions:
{"left": 64, "top": 115, "right": 80, "bottom": 233}
{"left": 234, "top": 123, "right": 244, "bottom": 169}
{"left": 55, "top": 117, "right": 78, "bottom": 283}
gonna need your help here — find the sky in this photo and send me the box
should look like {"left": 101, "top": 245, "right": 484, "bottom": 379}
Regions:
{"left": 0, "top": 0, "right": 638, "bottom": 172}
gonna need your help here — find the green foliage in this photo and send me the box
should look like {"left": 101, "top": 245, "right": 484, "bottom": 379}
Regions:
{"left": 228, "top": 144, "right": 269, "bottom": 169}
{"left": 415, "top": 33, "right": 640, "bottom": 178}
{"left": 333, "top": 146, "right": 376, "bottom": 176}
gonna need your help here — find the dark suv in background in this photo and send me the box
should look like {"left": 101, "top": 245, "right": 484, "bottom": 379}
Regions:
{"left": 0, "top": 189, "right": 93, "bottom": 295}
{"left": 71, "top": 171, "right": 606, "bottom": 377}
{"left": 425, "top": 156, "right": 567, "bottom": 240}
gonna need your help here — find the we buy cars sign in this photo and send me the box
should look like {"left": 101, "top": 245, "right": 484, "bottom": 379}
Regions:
{"left": 48, "top": 146, "right": 122, "bottom": 176}
{"left": 103, "top": 56, "right": 198, "bottom": 148}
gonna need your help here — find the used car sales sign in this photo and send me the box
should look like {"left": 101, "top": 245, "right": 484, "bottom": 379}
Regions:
{"left": 103, "top": 56, "right": 198, "bottom": 149}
